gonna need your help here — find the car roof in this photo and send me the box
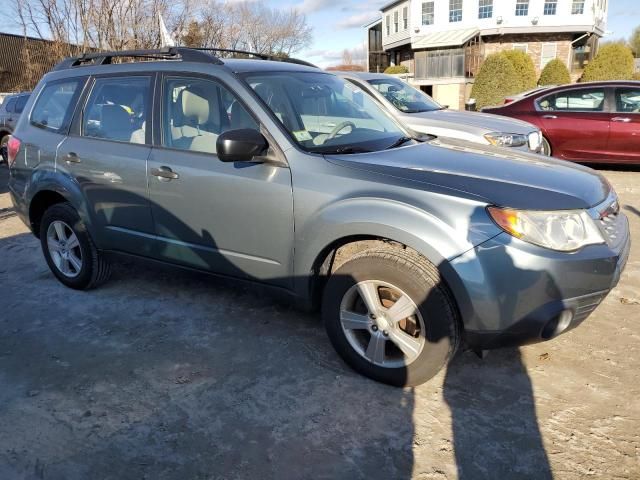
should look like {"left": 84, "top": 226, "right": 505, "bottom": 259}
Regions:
{"left": 334, "top": 71, "right": 400, "bottom": 81}
{"left": 222, "top": 58, "right": 322, "bottom": 74}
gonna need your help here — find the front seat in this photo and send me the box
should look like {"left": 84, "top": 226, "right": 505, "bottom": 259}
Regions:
{"left": 172, "top": 87, "right": 219, "bottom": 153}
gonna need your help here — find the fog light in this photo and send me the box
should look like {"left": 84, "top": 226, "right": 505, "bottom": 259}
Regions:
{"left": 541, "top": 310, "right": 573, "bottom": 339}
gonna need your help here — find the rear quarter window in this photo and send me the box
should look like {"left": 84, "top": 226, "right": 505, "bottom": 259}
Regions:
{"left": 30, "top": 78, "right": 85, "bottom": 133}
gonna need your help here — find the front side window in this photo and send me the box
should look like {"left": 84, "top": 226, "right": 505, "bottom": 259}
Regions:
{"left": 368, "top": 78, "right": 442, "bottom": 113}
{"left": 449, "top": 0, "right": 462, "bottom": 22}
{"left": 422, "top": 1, "right": 434, "bottom": 25}
{"left": 615, "top": 88, "right": 640, "bottom": 113}
{"left": 571, "top": 0, "right": 585, "bottom": 14}
{"left": 31, "top": 79, "right": 84, "bottom": 133}
{"left": 515, "top": 0, "right": 529, "bottom": 16}
{"left": 538, "top": 88, "right": 606, "bottom": 112}
{"left": 162, "top": 76, "right": 259, "bottom": 155}
{"left": 478, "top": 0, "right": 493, "bottom": 19}
{"left": 544, "top": 0, "right": 558, "bottom": 15}
{"left": 244, "top": 72, "right": 409, "bottom": 154}
{"left": 82, "top": 77, "right": 150, "bottom": 144}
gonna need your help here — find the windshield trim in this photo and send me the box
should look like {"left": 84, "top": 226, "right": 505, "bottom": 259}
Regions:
{"left": 239, "top": 71, "right": 414, "bottom": 155}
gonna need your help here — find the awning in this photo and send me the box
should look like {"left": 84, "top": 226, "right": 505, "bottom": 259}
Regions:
{"left": 412, "top": 28, "right": 479, "bottom": 49}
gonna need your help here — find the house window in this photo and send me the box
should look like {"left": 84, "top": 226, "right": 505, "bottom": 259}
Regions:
{"left": 415, "top": 48, "right": 465, "bottom": 79}
{"left": 478, "top": 0, "right": 493, "bottom": 19}
{"left": 515, "top": 0, "right": 529, "bottom": 16}
{"left": 544, "top": 0, "right": 558, "bottom": 15}
{"left": 449, "top": 0, "right": 462, "bottom": 22}
{"left": 394, "top": 11, "right": 399, "bottom": 33}
{"left": 386, "top": 15, "right": 390, "bottom": 35}
{"left": 403, "top": 6, "right": 408, "bottom": 30}
{"left": 541, "top": 43, "right": 557, "bottom": 69}
{"left": 513, "top": 44, "right": 528, "bottom": 53}
{"left": 422, "top": 1, "right": 434, "bottom": 25}
{"left": 571, "top": 0, "right": 585, "bottom": 14}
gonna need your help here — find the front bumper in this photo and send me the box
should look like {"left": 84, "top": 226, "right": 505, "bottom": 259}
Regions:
{"left": 448, "top": 211, "right": 630, "bottom": 350}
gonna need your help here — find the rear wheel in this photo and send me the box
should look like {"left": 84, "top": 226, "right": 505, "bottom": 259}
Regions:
{"left": 40, "top": 202, "right": 111, "bottom": 290}
{"left": 322, "top": 248, "right": 460, "bottom": 387}
{"left": 541, "top": 136, "right": 552, "bottom": 156}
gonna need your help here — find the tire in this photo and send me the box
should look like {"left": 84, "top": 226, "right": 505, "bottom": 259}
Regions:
{"left": 0, "top": 134, "right": 8, "bottom": 163}
{"left": 39, "top": 202, "right": 111, "bottom": 290}
{"left": 541, "top": 136, "right": 552, "bottom": 156}
{"left": 322, "top": 248, "right": 460, "bottom": 387}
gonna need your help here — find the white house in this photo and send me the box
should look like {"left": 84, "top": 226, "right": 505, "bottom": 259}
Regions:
{"left": 365, "top": 0, "right": 609, "bottom": 108}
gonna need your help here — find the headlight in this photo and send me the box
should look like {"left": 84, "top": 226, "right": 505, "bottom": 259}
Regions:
{"left": 484, "top": 132, "right": 528, "bottom": 148}
{"left": 487, "top": 206, "right": 605, "bottom": 252}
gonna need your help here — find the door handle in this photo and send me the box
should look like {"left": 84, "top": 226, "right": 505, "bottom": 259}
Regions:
{"left": 151, "top": 166, "right": 179, "bottom": 180}
{"left": 65, "top": 152, "right": 81, "bottom": 164}
{"left": 542, "top": 115, "right": 558, "bottom": 119}
{"left": 612, "top": 117, "right": 632, "bottom": 123}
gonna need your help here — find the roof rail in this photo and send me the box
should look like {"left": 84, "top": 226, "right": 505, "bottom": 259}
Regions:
{"left": 177, "top": 48, "right": 319, "bottom": 68}
{"left": 52, "top": 47, "right": 223, "bottom": 71}
{"left": 51, "top": 46, "right": 317, "bottom": 71}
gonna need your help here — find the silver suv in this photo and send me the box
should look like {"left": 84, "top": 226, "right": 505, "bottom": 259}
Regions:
{"left": 0, "top": 92, "right": 30, "bottom": 162}
{"left": 8, "top": 48, "right": 630, "bottom": 386}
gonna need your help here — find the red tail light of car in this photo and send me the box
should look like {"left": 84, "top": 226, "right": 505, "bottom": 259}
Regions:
{"left": 7, "top": 136, "right": 21, "bottom": 168}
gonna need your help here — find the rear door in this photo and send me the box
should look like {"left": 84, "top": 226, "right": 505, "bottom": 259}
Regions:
{"left": 536, "top": 86, "right": 609, "bottom": 161}
{"left": 607, "top": 86, "right": 640, "bottom": 163}
{"left": 56, "top": 73, "right": 155, "bottom": 255}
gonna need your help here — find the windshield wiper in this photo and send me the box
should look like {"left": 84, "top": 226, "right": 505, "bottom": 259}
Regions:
{"left": 323, "top": 146, "right": 372, "bottom": 154}
{"left": 385, "top": 136, "right": 413, "bottom": 150}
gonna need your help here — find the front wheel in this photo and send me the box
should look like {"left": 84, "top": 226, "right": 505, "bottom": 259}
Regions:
{"left": 40, "top": 202, "right": 111, "bottom": 290}
{"left": 541, "top": 136, "right": 552, "bottom": 156}
{"left": 322, "top": 248, "right": 460, "bottom": 387}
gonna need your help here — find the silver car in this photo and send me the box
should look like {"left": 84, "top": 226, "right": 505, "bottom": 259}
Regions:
{"left": 337, "top": 72, "right": 542, "bottom": 153}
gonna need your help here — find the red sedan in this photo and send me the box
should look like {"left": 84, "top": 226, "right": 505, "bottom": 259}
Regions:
{"left": 483, "top": 81, "right": 640, "bottom": 164}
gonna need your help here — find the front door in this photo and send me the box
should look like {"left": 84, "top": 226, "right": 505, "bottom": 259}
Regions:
{"left": 537, "top": 86, "right": 609, "bottom": 161}
{"left": 147, "top": 74, "right": 294, "bottom": 288}
{"left": 607, "top": 86, "right": 640, "bottom": 163}
{"left": 57, "top": 74, "right": 155, "bottom": 255}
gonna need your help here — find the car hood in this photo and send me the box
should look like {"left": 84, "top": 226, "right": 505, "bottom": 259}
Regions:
{"left": 400, "top": 108, "right": 536, "bottom": 134}
{"left": 326, "top": 138, "right": 609, "bottom": 210}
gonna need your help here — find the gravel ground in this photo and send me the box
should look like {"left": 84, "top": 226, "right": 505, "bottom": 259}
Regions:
{"left": 0, "top": 163, "right": 638, "bottom": 480}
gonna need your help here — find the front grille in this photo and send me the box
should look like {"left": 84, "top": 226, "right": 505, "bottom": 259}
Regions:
{"left": 591, "top": 193, "right": 627, "bottom": 248}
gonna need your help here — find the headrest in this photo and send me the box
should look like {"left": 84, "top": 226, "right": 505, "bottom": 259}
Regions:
{"left": 181, "top": 88, "right": 210, "bottom": 125}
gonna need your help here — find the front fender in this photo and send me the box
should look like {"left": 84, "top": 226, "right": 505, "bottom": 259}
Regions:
{"left": 293, "top": 196, "right": 501, "bottom": 301}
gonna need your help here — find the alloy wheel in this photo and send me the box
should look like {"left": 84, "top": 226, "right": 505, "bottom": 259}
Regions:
{"left": 339, "top": 280, "right": 426, "bottom": 368}
{"left": 46, "top": 220, "right": 83, "bottom": 278}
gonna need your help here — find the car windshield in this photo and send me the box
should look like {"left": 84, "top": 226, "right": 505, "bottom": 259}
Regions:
{"left": 244, "top": 72, "right": 412, "bottom": 154}
{"left": 367, "top": 78, "right": 442, "bottom": 113}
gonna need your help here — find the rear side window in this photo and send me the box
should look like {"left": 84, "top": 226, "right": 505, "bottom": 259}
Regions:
{"left": 31, "top": 79, "right": 84, "bottom": 133}
{"left": 4, "top": 97, "right": 16, "bottom": 113}
{"left": 15, "top": 95, "right": 29, "bottom": 114}
{"left": 538, "top": 88, "right": 606, "bottom": 112}
{"left": 82, "top": 76, "right": 151, "bottom": 144}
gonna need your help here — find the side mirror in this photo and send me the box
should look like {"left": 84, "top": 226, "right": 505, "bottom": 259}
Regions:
{"left": 216, "top": 129, "right": 268, "bottom": 163}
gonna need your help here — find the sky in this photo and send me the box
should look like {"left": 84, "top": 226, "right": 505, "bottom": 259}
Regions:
{"left": 1, "top": 0, "right": 639, "bottom": 67}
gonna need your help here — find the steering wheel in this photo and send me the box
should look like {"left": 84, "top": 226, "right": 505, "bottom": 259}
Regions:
{"left": 327, "top": 121, "right": 356, "bottom": 140}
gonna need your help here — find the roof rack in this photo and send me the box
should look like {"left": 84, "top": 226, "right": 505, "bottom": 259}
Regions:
{"left": 52, "top": 47, "right": 223, "bottom": 71}
{"left": 191, "top": 48, "right": 318, "bottom": 68}
{"left": 52, "top": 46, "right": 317, "bottom": 71}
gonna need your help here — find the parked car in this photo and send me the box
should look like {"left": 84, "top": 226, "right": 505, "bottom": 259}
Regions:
{"left": 0, "top": 92, "right": 30, "bottom": 162}
{"left": 483, "top": 81, "right": 640, "bottom": 163}
{"left": 8, "top": 48, "right": 629, "bottom": 386}
{"left": 336, "top": 72, "right": 543, "bottom": 153}
{"left": 502, "top": 85, "right": 554, "bottom": 105}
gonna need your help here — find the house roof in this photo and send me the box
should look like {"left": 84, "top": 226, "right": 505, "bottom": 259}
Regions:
{"left": 411, "top": 28, "right": 480, "bottom": 49}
